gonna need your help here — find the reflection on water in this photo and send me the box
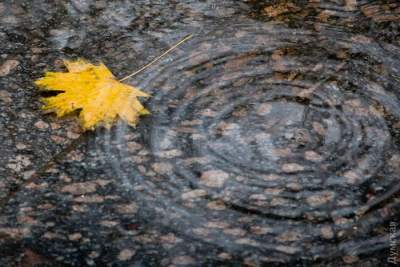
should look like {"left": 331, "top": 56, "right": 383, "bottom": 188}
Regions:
{"left": 111, "top": 22, "right": 400, "bottom": 264}
{"left": 1, "top": 0, "right": 400, "bottom": 265}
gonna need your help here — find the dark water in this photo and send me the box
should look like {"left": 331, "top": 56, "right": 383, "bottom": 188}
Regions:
{"left": 1, "top": 0, "right": 400, "bottom": 266}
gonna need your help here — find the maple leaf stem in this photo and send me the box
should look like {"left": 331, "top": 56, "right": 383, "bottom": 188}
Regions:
{"left": 119, "top": 34, "right": 193, "bottom": 82}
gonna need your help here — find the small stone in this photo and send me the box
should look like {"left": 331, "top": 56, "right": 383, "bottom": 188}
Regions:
{"left": 345, "top": 0, "right": 357, "bottom": 11}
{"left": 31, "top": 47, "right": 43, "bottom": 54}
{"left": 218, "top": 253, "right": 232, "bottom": 260}
{"left": 0, "top": 59, "right": 19, "bottom": 76}
{"left": 67, "top": 130, "right": 80, "bottom": 139}
{"left": 45, "top": 222, "right": 55, "bottom": 227}
{"left": 263, "top": 3, "right": 300, "bottom": 17}
{"left": 334, "top": 217, "right": 352, "bottom": 225}
{"left": 275, "top": 245, "right": 300, "bottom": 254}
{"left": 344, "top": 171, "right": 361, "bottom": 184}
{"left": 261, "top": 174, "right": 279, "bottom": 181}
{"left": 271, "top": 49, "right": 284, "bottom": 61}
{"left": 181, "top": 189, "right": 207, "bottom": 200}
{"left": 317, "top": 10, "right": 335, "bottom": 22}
{"left": 60, "top": 182, "right": 97, "bottom": 195}
{"left": 282, "top": 163, "right": 304, "bottom": 173}
{"left": 88, "top": 251, "right": 99, "bottom": 259}
{"left": 16, "top": 143, "right": 27, "bottom": 150}
{"left": 207, "top": 200, "right": 226, "bottom": 210}
{"left": 17, "top": 215, "right": 38, "bottom": 225}
{"left": 50, "top": 123, "right": 61, "bottom": 130}
{"left": 249, "top": 194, "right": 267, "bottom": 201}
{"left": 26, "top": 182, "right": 47, "bottom": 190}
{"left": 389, "top": 154, "right": 400, "bottom": 169}
{"left": 155, "top": 149, "right": 182, "bottom": 158}
{"left": 22, "top": 170, "right": 35, "bottom": 180}
{"left": 63, "top": 180, "right": 110, "bottom": 194}
{"left": 42, "top": 232, "right": 64, "bottom": 240}
{"left": 306, "top": 191, "right": 334, "bottom": 207}
{"left": 200, "top": 109, "right": 217, "bottom": 117}
{"left": 172, "top": 256, "right": 195, "bottom": 265}
{"left": 320, "top": 226, "right": 334, "bottom": 239}
{"left": 312, "top": 122, "right": 325, "bottom": 135}
{"left": 72, "top": 205, "right": 88, "bottom": 212}
{"left": 176, "top": 127, "right": 196, "bottom": 134}
{"left": 60, "top": 174, "right": 72, "bottom": 182}
{"left": 159, "top": 136, "right": 173, "bottom": 149}
{"left": 68, "top": 233, "right": 82, "bottom": 241}
{"left": 38, "top": 204, "right": 54, "bottom": 209}
{"left": 342, "top": 255, "right": 359, "bottom": 264}
{"left": 99, "top": 220, "right": 118, "bottom": 227}
{"left": 250, "top": 226, "right": 272, "bottom": 235}
{"left": 351, "top": 35, "right": 372, "bottom": 44}
{"left": 181, "top": 119, "right": 202, "bottom": 126}
{"left": 117, "top": 249, "right": 135, "bottom": 261}
{"left": 160, "top": 233, "right": 177, "bottom": 243}
{"left": 200, "top": 170, "right": 229, "bottom": 187}
{"left": 126, "top": 141, "right": 142, "bottom": 151}
{"left": 276, "top": 231, "right": 301, "bottom": 242}
{"left": 34, "top": 120, "right": 49, "bottom": 130}
{"left": 152, "top": 162, "right": 173, "bottom": 174}
{"left": 183, "top": 157, "right": 210, "bottom": 165}
{"left": 271, "top": 148, "right": 291, "bottom": 157}
{"left": 0, "top": 228, "right": 30, "bottom": 239}
{"left": 51, "top": 135, "right": 66, "bottom": 144}
{"left": 286, "top": 183, "right": 302, "bottom": 191}
{"left": 192, "top": 228, "right": 210, "bottom": 236}
{"left": 115, "top": 203, "right": 138, "bottom": 214}
{"left": 257, "top": 103, "right": 272, "bottom": 115}
{"left": 305, "top": 151, "right": 323, "bottom": 161}
{"left": 0, "top": 90, "right": 12, "bottom": 103}
{"left": 7, "top": 155, "right": 31, "bottom": 172}
{"left": 235, "top": 238, "right": 259, "bottom": 246}
{"left": 206, "top": 221, "right": 229, "bottom": 229}
{"left": 74, "top": 195, "right": 104, "bottom": 203}
{"left": 67, "top": 150, "right": 84, "bottom": 161}
{"left": 264, "top": 188, "right": 283, "bottom": 195}
{"left": 223, "top": 228, "right": 246, "bottom": 236}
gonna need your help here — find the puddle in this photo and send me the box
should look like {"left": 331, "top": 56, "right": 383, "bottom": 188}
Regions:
{"left": 111, "top": 21, "right": 400, "bottom": 264}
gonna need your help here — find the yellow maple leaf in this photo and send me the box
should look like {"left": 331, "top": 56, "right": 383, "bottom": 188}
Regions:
{"left": 35, "top": 59, "right": 150, "bottom": 130}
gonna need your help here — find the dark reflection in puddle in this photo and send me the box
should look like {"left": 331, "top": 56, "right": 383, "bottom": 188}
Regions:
{"left": 1, "top": 0, "right": 399, "bottom": 266}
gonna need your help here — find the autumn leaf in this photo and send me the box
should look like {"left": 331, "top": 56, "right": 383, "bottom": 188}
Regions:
{"left": 35, "top": 59, "right": 150, "bottom": 130}
{"left": 34, "top": 34, "right": 192, "bottom": 130}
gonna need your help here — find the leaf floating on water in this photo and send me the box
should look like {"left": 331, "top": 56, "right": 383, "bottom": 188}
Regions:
{"left": 35, "top": 59, "right": 150, "bottom": 130}
{"left": 34, "top": 35, "right": 193, "bottom": 131}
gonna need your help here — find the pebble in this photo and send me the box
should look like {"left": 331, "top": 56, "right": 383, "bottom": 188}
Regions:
{"left": 115, "top": 203, "right": 138, "bottom": 214}
{"left": 181, "top": 189, "right": 207, "bottom": 200}
{"left": 117, "top": 249, "right": 135, "bottom": 261}
{"left": 0, "top": 59, "right": 19, "bottom": 76}
{"left": 68, "top": 233, "right": 82, "bottom": 241}
{"left": 306, "top": 191, "right": 334, "bottom": 207}
{"left": 34, "top": 120, "right": 49, "bottom": 130}
{"left": 0, "top": 90, "right": 12, "bottom": 103}
{"left": 60, "top": 181, "right": 105, "bottom": 195}
{"left": 152, "top": 162, "right": 173, "bottom": 174}
{"left": 320, "top": 226, "right": 334, "bottom": 239}
{"left": 172, "top": 256, "right": 195, "bottom": 265}
{"left": 282, "top": 163, "right": 304, "bottom": 173}
{"left": 200, "top": 170, "right": 229, "bottom": 187}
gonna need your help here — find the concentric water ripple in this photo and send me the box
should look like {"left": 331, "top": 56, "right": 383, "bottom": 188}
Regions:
{"left": 114, "top": 23, "right": 400, "bottom": 263}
